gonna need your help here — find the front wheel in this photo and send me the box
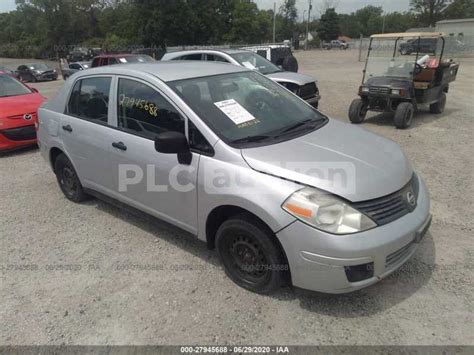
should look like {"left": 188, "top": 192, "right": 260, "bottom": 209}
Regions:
{"left": 394, "top": 102, "right": 414, "bottom": 129}
{"left": 348, "top": 98, "right": 368, "bottom": 123}
{"left": 430, "top": 93, "right": 446, "bottom": 114}
{"left": 54, "top": 154, "right": 88, "bottom": 202}
{"left": 216, "top": 214, "right": 288, "bottom": 294}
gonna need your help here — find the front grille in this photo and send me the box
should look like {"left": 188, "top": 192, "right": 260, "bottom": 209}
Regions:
{"left": 353, "top": 175, "right": 419, "bottom": 226}
{"left": 385, "top": 242, "right": 414, "bottom": 269}
{"left": 369, "top": 86, "right": 390, "bottom": 95}
{"left": 299, "top": 83, "right": 317, "bottom": 99}
{"left": 1, "top": 125, "right": 36, "bottom": 141}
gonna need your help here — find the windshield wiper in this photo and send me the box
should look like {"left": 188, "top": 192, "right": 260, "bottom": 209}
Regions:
{"left": 230, "top": 135, "right": 273, "bottom": 144}
{"left": 278, "top": 119, "right": 316, "bottom": 134}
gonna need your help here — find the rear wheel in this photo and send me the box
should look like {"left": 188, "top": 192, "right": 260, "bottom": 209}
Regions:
{"left": 216, "top": 214, "right": 287, "bottom": 294}
{"left": 394, "top": 102, "right": 414, "bottom": 129}
{"left": 282, "top": 56, "right": 298, "bottom": 73}
{"left": 348, "top": 98, "right": 368, "bottom": 124}
{"left": 54, "top": 154, "right": 88, "bottom": 202}
{"left": 429, "top": 93, "right": 446, "bottom": 114}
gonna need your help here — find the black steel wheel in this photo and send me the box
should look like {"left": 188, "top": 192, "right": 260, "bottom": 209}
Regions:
{"left": 54, "top": 154, "right": 88, "bottom": 202}
{"left": 216, "top": 214, "right": 288, "bottom": 294}
{"left": 394, "top": 102, "right": 414, "bottom": 129}
{"left": 348, "top": 98, "right": 368, "bottom": 124}
{"left": 430, "top": 93, "right": 446, "bottom": 114}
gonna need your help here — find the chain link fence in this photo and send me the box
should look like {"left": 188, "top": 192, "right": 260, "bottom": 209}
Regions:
{"left": 349, "top": 35, "right": 474, "bottom": 62}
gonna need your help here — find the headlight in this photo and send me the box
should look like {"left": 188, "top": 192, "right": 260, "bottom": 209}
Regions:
{"left": 282, "top": 187, "right": 376, "bottom": 234}
{"left": 391, "top": 89, "right": 405, "bottom": 95}
{"left": 360, "top": 86, "right": 369, "bottom": 93}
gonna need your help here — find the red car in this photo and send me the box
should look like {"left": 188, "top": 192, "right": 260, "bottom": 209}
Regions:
{"left": 0, "top": 72, "right": 46, "bottom": 152}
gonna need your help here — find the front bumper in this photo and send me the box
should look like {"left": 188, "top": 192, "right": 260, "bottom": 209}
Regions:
{"left": 35, "top": 72, "right": 58, "bottom": 81}
{"left": 0, "top": 125, "right": 37, "bottom": 151}
{"left": 276, "top": 174, "right": 431, "bottom": 294}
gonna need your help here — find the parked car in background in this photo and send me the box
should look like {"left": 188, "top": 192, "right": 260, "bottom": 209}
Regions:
{"left": 241, "top": 44, "right": 299, "bottom": 72}
{"left": 91, "top": 54, "right": 155, "bottom": 68}
{"left": 16, "top": 63, "right": 58, "bottom": 82}
{"left": 161, "top": 49, "right": 320, "bottom": 108}
{"left": 399, "top": 38, "right": 437, "bottom": 55}
{"left": 322, "top": 40, "right": 349, "bottom": 50}
{"left": 0, "top": 66, "right": 20, "bottom": 79}
{"left": 0, "top": 73, "right": 45, "bottom": 151}
{"left": 37, "top": 62, "right": 431, "bottom": 294}
{"left": 62, "top": 61, "right": 91, "bottom": 80}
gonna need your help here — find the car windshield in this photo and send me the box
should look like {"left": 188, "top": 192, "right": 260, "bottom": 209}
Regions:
{"left": 365, "top": 37, "right": 441, "bottom": 82}
{"left": 29, "top": 63, "right": 49, "bottom": 70}
{"left": 119, "top": 55, "right": 154, "bottom": 63}
{"left": 229, "top": 52, "right": 281, "bottom": 75}
{"left": 0, "top": 74, "right": 31, "bottom": 97}
{"left": 168, "top": 71, "right": 327, "bottom": 147}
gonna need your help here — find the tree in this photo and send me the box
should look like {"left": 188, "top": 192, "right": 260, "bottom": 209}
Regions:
{"left": 444, "top": 0, "right": 474, "bottom": 19}
{"left": 278, "top": 0, "right": 298, "bottom": 40}
{"left": 410, "top": 0, "right": 450, "bottom": 26}
{"left": 318, "top": 8, "right": 339, "bottom": 41}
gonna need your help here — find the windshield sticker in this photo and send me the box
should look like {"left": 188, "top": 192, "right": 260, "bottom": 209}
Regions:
{"left": 242, "top": 61, "right": 256, "bottom": 70}
{"left": 119, "top": 94, "right": 158, "bottom": 117}
{"left": 214, "top": 99, "right": 258, "bottom": 126}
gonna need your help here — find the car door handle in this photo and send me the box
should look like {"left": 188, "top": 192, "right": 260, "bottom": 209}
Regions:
{"left": 112, "top": 141, "right": 127, "bottom": 151}
{"left": 62, "top": 125, "right": 73, "bottom": 132}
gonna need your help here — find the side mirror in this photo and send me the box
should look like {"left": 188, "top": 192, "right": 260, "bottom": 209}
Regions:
{"left": 154, "top": 131, "right": 192, "bottom": 165}
{"left": 30, "top": 87, "right": 39, "bottom": 93}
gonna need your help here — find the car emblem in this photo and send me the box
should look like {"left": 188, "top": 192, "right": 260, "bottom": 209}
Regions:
{"left": 24, "top": 114, "right": 33, "bottom": 121}
{"left": 406, "top": 191, "right": 416, "bottom": 207}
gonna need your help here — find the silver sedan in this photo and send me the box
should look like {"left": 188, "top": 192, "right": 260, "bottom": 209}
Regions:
{"left": 38, "top": 62, "right": 431, "bottom": 294}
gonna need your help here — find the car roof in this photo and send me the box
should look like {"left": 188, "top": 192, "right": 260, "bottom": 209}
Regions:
{"left": 94, "top": 53, "right": 144, "bottom": 58}
{"left": 166, "top": 48, "right": 249, "bottom": 56}
{"left": 371, "top": 32, "right": 444, "bottom": 39}
{"left": 76, "top": 61, "right": 249, "bottom": 82}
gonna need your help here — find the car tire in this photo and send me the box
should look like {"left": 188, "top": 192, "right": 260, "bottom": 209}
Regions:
{"left": 31, "top": 75, "right": 37, "bottom": 83}
{"left": 348, "top": 98, "right": 368, "bottom": 124}
{"left": 429, "top": 93, "right": 446, "bottom": 114}
{"left": 282, "top": 56, "right": 298, "bottom": 73}
{"left": 215, "top": 214, "right": 288, "bottom": 294}
{"left": 54, "top": 154, "right": 88, "bottom": 203}
{"left": 63, "top": 75, "right": 69, "bottom": 80}
{"left": 394, "top": 102, "right": 414, "bottom": 129}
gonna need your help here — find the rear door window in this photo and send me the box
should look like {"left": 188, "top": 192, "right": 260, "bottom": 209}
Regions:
{"left": 206, "top": 54, "right": 229, "bottom": 62}
{"left": 179, "top": 54, "right": 203, "bottom": 61}
{"left": 67, "top": 77, "right": 111, "bottom": 124}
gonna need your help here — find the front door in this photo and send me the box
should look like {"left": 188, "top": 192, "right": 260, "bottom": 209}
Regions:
{"left": 107, "top": 77, "right": 199, "bottom": 234}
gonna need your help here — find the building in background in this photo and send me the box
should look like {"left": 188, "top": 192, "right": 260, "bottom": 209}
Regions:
{"left": 436, "top": 18, "right": 474, "bottom": 37}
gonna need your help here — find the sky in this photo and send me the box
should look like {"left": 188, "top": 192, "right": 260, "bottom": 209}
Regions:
{"left": 0, "top": 0, "right": 411, "bottom": 15}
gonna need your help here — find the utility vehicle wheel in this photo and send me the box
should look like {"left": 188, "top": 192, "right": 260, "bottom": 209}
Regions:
{"left": 394, "top": 102, "right": 414, "bottom": 129}
{"left": 430, "top": 93, "right": 446, "bottom": 114}
{"left": 54, "top": 154, "right": 88, "bottom": 202}
{"left": 216, "top": 214, "right": 288, "bottom": 294}
{"left": 348, "top": 98, "right": 368, "bottom": 124}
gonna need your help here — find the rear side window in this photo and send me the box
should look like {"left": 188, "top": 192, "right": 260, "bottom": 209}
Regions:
{"left": 177, "top": 54, "right": 203, "bottom": 61}
{"left": 117, "top": 78, "right": 185, "bottom": 139}
{"left": 67, "top": 77, "right": 111, "bottom": 124}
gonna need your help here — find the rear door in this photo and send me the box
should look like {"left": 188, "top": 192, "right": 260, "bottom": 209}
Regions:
{"left": 106, "top": 77, "right": 200, "bottom": 233}
{"left": 60, "top": 76, "right": 115, "bottom": 191}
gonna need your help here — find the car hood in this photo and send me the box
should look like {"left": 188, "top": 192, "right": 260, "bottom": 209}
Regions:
{"left": 0, "top": 93, "right": 45, "bottom": 118}
{"left": 266, "top": 71, "right": 316, "bottom": 85}
{"left": 240, "top": 119, "right": 413, "bottom": 202}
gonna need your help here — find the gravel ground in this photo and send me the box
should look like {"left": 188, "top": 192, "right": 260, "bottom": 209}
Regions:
{"left": 0, "top": 50, "right": 473, "bottom": 345}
